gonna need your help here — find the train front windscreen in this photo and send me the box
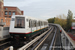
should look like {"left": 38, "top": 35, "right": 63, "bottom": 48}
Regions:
{"left": 14, "top": 17, "right": 25, "bottom": 28}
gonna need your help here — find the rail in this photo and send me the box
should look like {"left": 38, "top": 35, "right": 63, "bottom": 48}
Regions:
{"left": 34, "top": 27, "right": 54, "bottom": 50}
{"left": 18, "top": 27, "right": 52, "bottom": 50}
{"left": 49, "top": 27, "right": 57, "bottom": 50}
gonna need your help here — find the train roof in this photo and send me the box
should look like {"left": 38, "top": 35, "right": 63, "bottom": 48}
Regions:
{"left": 11, "top": 15, "right": 48, "bottom": 22}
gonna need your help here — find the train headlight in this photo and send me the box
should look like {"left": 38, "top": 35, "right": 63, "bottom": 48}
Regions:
{"left": 24, "top": 37, "right": 26, "bottom": 39}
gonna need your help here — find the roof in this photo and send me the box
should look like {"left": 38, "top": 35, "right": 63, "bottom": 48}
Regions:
{"left": 12, "top": 15, "right": 48, "bottom": 22}
{"left": 4, "top": 6, "right": 17, "bottom": 8}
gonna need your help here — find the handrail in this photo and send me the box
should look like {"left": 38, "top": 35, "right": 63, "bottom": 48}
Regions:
{"left": 49, "top": 23, "right": 75, "bottom": 48}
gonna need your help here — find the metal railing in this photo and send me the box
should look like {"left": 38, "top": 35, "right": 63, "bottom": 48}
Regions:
{"left": 49, "top": 23, "right": 75, "bottom": 50}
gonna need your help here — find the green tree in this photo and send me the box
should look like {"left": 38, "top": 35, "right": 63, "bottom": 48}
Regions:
{"left": 54, "top": 14, "right": 67, "bottom": 29}
{"left": 67, "top": 10, "right": 73, "bottom": 30}
{"left": 47, "top": 18, "right": 55, "bottom": 23}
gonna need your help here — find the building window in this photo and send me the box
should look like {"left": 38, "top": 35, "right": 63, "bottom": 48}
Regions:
{"left": 9, "top": 11, "right": 11, "bottom": 15}
{"left": 13, "top": 12, "right": 15, "bottom": 15}
{"left": 5, "top": 8, "right": 8, "bottom": 10}
{"left": 5, "top": 11, "right": 8, "bottom": 15}
{"left": 9, "top": 16, "right": 11, "bottom": 18}
{"left": 1, "top": 19, "right": 3, "bottom": 23}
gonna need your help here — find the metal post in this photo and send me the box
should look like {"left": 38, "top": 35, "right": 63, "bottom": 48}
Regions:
{"left": 10, "top": 46, "right": 13, "bottom": 50}
{"left": 65, "top": 36, "right": 67, "bottom": 50}
{"left": 68, "top": 41, "right": 71, "bottom": 50}
{"left": 61, "top": 33, "right": 65, "bottom": 49}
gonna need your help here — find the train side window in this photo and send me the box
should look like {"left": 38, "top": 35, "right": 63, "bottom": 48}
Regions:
{"left": 29, "top": 20, "right": 31, "bottom": 28}
{"left": 44, "top": 22, "right": 45, "bottom": 25}
{"left": 32, "top": 20, "right": 34, "bottom": 27}
{"left": 35, "top": 21, "right": 36, "bottom": 27}
{"left": 42, "top": 22, "right": 44, "bottom": 25}
{"left": 31, "top": 20, "right": 32, "bottom": 27}
{"left": 44, "top": 22, "right": 46, "bottom": 25}
{"left": 27, "top": 19, "right": 28, "bottom": 22}
{"left": 41, "top": 22, "right": 42, "bottom": 26}
{"left": 34, "top": 21, "right": 37, "bottom": 27}
{"left": 33, "top": 20, "right": 37, "bottom": 27}
{"left": 29, "top": 19, "right": 32, "bottom": 28}
{"left": 33, "top": 20, "right": 35, "bottom": 27}
{"left": 41, "top": 22, "right": 43, "bottom": 26}
{"left": 40, "top": 21, "right": 41, "bottom": 26}
{"left": 45, "top": 22, "right": 46, "bottom": 25}
{"left": 42, "top": 22, "right": 43, "bottom": 26}
{"left": 37, "top": 21, "right": 39, "bottom": 26}
{"left": 38, "top": 21, "right": 40, "bottom": 26}
{"left": 46, "top": 22, "right": 47, "bottom": 25}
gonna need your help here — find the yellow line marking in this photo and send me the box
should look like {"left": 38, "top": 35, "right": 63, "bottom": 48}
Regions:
{"left": 34, "top": 27, "right": 48, "bottom": 32}
{"left": 34, "top": 29, "right": 41, "bottom": 32}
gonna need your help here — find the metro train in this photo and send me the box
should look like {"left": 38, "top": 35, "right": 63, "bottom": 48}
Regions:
{"left": 9, "top": 15, "right": 48, "bottom": 40}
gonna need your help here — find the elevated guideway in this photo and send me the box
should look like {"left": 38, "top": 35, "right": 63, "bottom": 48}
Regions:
{"left": 0, "top": 23, "right": 75, "bottom": 50}
{"left": 49, "top": 23, "right": 75, "bottom": 50}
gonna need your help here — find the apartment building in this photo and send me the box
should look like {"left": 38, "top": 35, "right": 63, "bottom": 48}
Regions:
{"left": 0, "top": 0, "right": 24, "bottom": 27}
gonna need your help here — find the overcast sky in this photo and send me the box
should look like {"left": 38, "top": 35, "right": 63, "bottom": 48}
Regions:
{"left": 4, "top": 0, "right": 75, "bottom": 20}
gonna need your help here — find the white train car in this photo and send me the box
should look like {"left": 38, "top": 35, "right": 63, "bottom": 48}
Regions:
{"left": 9, "top": 15, "right": 48, "bottom": 40}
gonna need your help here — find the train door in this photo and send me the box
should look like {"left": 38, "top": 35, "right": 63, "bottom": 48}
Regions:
{"left": 31, "top": 20, "right": 35, "bottom": 32}
{"left": 35, "top": 21, "right": 37, "bottom": 30}
{"left": 34, "top": 20, "right": 37, "bottom": 31}
{"left": 31, "top": 20, "right": 32, "bottom": 32}
{"left": 29, "top": 19, "right": 32, "bottom": 32}
{"left": 40, "top": 21, "right": 41, "bottom": 29}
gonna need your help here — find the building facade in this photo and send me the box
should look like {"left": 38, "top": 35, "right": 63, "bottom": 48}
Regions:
{"left": 0, "top": 0, "right": 4, "bottom": 17}
{"left": 4, "top": 6, "right": 23, "bottom": 18}
{"left": 0, "top": 0, "right": 24, "bottom": 27}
